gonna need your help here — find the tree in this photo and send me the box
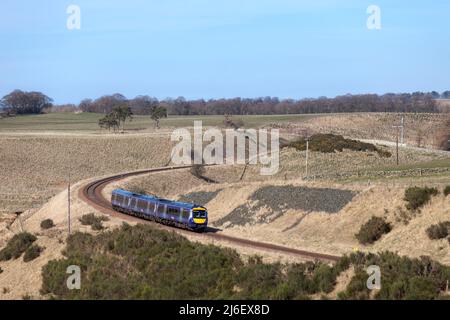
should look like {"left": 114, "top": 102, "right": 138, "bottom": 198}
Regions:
{"left": 1, "top": 90, "right": 53, "bottom": 114}
{"left": 128, "top": 95, "right": 158, "bottom": 115}
{"left": 150, "top": 106, "right": 167, "bottom": 129}
{"left": 112, "top": 105, "right": 133, "bottom": 132}
{"left": 442, "top": 91, "right": 450, "bottom": 99}
{"left": 98, "top": 113, "right": 119, "bottom": 132}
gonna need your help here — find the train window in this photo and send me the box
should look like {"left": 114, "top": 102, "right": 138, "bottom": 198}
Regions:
{"left": 157, "top": 204, "right": 165, "bottom": 214}
{"left": 181, "top": 209, "right": 190, "bottom": 219}
{"left": 130, "top": 197, "right": 137, "bottom": 208}
{"left": 168, "top": 207, "right": 180, "bottom": 215}
{"left": 193, "top": 210, "right": 206, "bottom": 218}
{"left": 137, "top": 199, "right": 147, "bottom": 210}
{"left": 117, "top": 195, "right": 124, "bottom": 204}
{"left": 147, "top": 201, "right": 155, "bottom": 212}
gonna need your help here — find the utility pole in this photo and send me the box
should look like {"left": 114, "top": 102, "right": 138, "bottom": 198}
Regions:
{"left": 393, "top": 117, "right": 404, "bottom": 165}
{"left": 400, "top": 116, "right": 404, "bottom": 146}
{"left": 392, "top": 125, "right": 400, "bottom": 165}
{"left": 68, "top": 168, "right": 71, "bottom": 235}
{"left": 305, "top": 138, "right": 310, "bottom": 178}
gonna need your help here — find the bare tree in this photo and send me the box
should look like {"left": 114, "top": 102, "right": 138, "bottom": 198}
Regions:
{"left": 1, "top": 90, "right": 53, "bottom": 114}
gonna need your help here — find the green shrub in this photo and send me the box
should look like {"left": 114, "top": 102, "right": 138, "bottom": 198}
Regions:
{"left": 40, "top": 219, "right": 55, "bottom": 230}
{"left": 0, "top": 232, "right": 37, "bottom": 261}
{"left": 405, "top": 277, "right": 439, "bottom": 300}
{"left": 91, "top": 220, "right": 104, "bottom": 231}
{"left": 355, "top": 216, "right": 391, "bottom": 245}
{"left": 23, "top": 244, "right": 43, "bottom": 262}
{"left": 426, "top": 222, "right": 450, "bottom": 240}
{"left": 444, "top": 186, "right": 450, "bottom": 197}
{"left": 79, "top": 213, "right": 109, "bottom": 230}
{"left": 41, "top": 223, "right": 349, "bottom": 300}
{"left": 341, "top": 252, "right": 450, "bottom": 300}
{"left": 283, "top": 134, "right": 391, "bottom": 157}
{"left": 404, "top": 187, "right": 439, "bottom": 211}
{"left": 40, "top": 224, "right": 450, "bottom": 300}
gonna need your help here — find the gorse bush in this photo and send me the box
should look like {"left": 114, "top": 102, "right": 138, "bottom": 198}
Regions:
{"left": 41, "top": 224, "right": 346, "bottom": 300}
{"left": 338, "top": 252, "right": 450, "bottom": 300}
{"left": 444, "top": 186, "right": 450, "bottom": 197}
{"left": 79, "top": 213, "right": 109, "bottom": 231}
{"left": 404, "top": 187, "right": 439, "bottom": 211}
{"left": 40, "top": 224, "right": 450, "bottom": 300}
{"left": 355, "top": 216, "right": 391, "bottom": 245}
{"left": 426, "top": 222, "right": 450, "bottom": 240}
{"left": 0, "top": 232, "right": 37, "bottom": 261}
{"left": 23, "top": 244, "right": 43, "bottom": 262}
{"left": 40, "top": 219, "right": 54, "bottom": 230}
{"left": 283, "top": 134, "right": 391, "bottom": 157}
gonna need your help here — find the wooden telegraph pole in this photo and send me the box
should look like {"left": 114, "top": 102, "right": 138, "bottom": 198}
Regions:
{"left": 68, "top": 168, "right": 71, "bottom": 235}
{"left": 393, "top": 118, "right": 404, "bottom": 166}
{"left": 305, "top": 138, "right": 310, "bottom": 178}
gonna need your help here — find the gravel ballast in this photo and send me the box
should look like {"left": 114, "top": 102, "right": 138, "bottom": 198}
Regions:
{"left": 215, "top": 185, "right": 356, "bottom": 227}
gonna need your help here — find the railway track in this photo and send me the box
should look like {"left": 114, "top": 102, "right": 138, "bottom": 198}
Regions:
{"left": 79, "top": 165, "right": 340, "bottom": 263}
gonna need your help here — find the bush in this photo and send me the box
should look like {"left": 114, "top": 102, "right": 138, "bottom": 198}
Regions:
{"left": 426, "top": 222, "right": 450, "bottom": 240}
{"left": 79, "top": 213, "right": 109, "bottom": 231}
{"left": 404, "top": 187, "right": 439, "bottom": 211}
{"left": 444, "top": 186, "right": 450, "bottom": 197}
{"left": 41, "top": 224, "right": 450, "bottom": 300}
{"left": 340, "top": 252, "right": 450, "bottom": 300}
{"left": 0, "top": 232, "right": 37, "bottom": 261}
{"left": 40, "top": 219, "right": 54, "bottom": 230}
{"left": 283, "top": 134, "right": 391, "bottom": 157}
{"left": 41, "top": 223, "right": 348, "bottom": 300}
{"left": 355, "top": 216, "right": 391, "bottom": 245}
{"left": 23, "top": 244, "right": 43, "bottom": 262}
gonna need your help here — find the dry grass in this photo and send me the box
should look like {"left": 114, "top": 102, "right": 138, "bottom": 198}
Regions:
{"left": 0, "top": 133, "right": 174, "bottom": 213}
{"left": 271, "top": 113, "right": 450, "bottom": 150}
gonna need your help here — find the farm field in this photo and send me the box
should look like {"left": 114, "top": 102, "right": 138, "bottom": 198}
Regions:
{"left": 0, "top": 112, "right": 319, "bottom": 132}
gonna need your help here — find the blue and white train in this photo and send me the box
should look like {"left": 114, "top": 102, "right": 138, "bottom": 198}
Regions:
{"left": 111, "top": 189, "right": 208, "bottom": 232}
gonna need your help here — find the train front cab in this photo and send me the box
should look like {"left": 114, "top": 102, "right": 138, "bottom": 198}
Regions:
{"left": 190, "top": 207, "right": 208, "bottom": 232}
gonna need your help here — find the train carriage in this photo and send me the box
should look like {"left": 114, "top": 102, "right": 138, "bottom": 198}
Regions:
{"left": 111, "top": 189, "right": 208, "bottom": 232}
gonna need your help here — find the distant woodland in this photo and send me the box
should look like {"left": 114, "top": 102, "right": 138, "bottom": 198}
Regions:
{"left": 1, "top": 89, "right": 450, "bottom": 116}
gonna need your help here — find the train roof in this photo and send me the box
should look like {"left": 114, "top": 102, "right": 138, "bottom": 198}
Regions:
{"left": 112, "top": 188, "right": 204, "bottom": 210}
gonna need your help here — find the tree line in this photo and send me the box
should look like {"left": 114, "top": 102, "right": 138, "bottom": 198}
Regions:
{"left": 78, "top": 92, "right": 445, "bottom": 115}
{"left": 2, "top": 89, "right": 450, "bottom": 116}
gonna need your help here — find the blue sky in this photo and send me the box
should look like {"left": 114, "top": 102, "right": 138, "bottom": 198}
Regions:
{"left": 1, "top": 0, "right": 449, "bottom": 104}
